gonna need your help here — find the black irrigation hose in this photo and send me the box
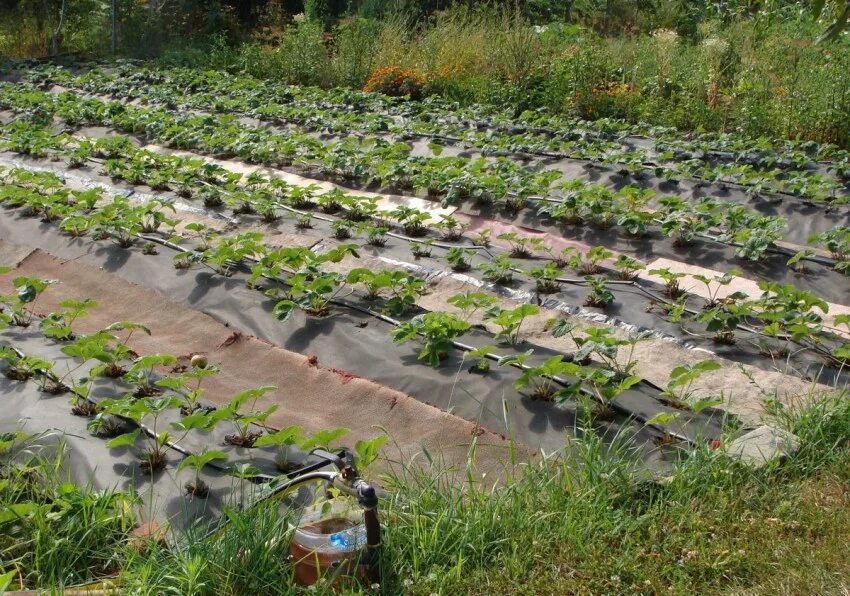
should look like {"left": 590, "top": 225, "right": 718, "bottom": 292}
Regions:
{"left": 3, "top": 147, "right": 846, "bottom": 351}
{"left": 136, "top": 233, "right": 694, "bottom": 445}
{"left": 4, "top": 151, "right": 843, "bottom": 367}
{"left": 1, "top": 113, "right": 844, "bottom": 272}
{"left": 7, "top": 132, "right": 847, "bottom": 387}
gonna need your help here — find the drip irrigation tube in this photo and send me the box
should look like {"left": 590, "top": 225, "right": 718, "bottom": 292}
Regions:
{"left": 135, "top": 232, "right": 694, "bottom": 445}
{"left": 3, "top": 154, "right": 843, "bottom": 360}
{"left": 1, "top": 120, "right": 844, "bottom": 271}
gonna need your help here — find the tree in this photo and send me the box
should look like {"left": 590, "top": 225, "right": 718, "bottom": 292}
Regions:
{"left": 814, "top": 0, "right": 850, "bottom": 43}
{"left": 38, "top": 0, "right": 67, "bottom": 55}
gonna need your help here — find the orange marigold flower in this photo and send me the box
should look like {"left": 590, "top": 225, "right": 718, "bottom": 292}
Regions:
{"left": 364, "top": 66, "right": 426, "bottom": 99}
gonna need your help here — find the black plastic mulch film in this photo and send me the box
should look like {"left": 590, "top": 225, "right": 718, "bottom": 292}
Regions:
{"left": 1, "top": 148, "right": 848, "bottom": 387}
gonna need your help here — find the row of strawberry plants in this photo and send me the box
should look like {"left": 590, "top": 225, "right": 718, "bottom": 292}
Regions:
{"left": 0, "top": 84, "right": 558, "bottom": 204}
{"left": 1, "top": 118, "right": 847, "bottom": 343}
{"left": 31, "top": 64, "right": 850, "bottom": 167}
{"left": 0, "top": 167, "right": 724, "bottom": 440}
{"left": 2, "top": 162, "right": 847, "bottom": 395}
{"left": 25, "top": 64, "right": 850, "bottom": 204}
{"left": 2, "top": 116, "right": 847, "bottom": 276}
{"left": 0, "top": 276, "right": 373, "bottom": 491}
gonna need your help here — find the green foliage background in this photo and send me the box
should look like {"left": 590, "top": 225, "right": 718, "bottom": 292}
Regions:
{"left": 1, "top": 2, "right": 849, "bottom": 143}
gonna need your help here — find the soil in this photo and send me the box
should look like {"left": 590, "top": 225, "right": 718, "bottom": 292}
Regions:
{"left": 654, "top": 434, "right": 676, "bottom": 446}
{"left": 40, "top": 380, "right": 69, "bottom": 395}
{"left": 184, "top": 480, "right": 210, "bottom": 498}
{"left": 225, "top": 431, "right": 262, "bottom": 447}
{"left": 91, "top": 416, "right": 126, "bottom": 438}
{"left": 4, "top": 369, "right": 32, "bottom": 381}
{"left": 70, "top": 400, "right": 97, "bottom": 417}
{"left": 180, "top": 403, "right": 216, "bottom": 417}
{"left": 134, "top": 384, "right": 162, "bottom": 398}
{"left": 531, "top": 386, "right": 556, "bottom": 401}
{"left": 140, "top": 451, "right": 167, "bottom": 474}
{"left": 274, "top": 457, "right": 298, "bottom": 474}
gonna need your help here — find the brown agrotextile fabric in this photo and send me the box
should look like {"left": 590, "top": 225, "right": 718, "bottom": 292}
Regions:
{"left": 0, "top": 242, "right": 531, "bottom": 478}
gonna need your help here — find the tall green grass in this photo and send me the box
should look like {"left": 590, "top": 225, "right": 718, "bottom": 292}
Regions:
{"left": 0, "top": 435, "right": 136, "bottom": 590}
{"left": 164, "top": 7, "right": 850, "bottom": 148}
{"left": 3, "top": 391, "right": 850, "bottom": 593}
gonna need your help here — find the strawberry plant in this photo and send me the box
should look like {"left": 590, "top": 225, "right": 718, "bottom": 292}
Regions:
{"left": 39, "top": 298, "right": 97, "bottom": 341}
{"left": 786, "top": 250, "right": 814, "bottom": 274}
{"left": 254, "top": 426, "right": 305, "bottom": 472}
{"left": 353, "top": 434, "right": 389, "bottom": 470}
{"left": 497, "top": 232, "right": 542, "bottom": 258}
{"left": 480, "top": 254, "right": 515, "bottom": 285}
{"left": 809, "top": 227, "right": 850, "bottom": 274}
{"left": 446, "top": 247, "right": 474, "bottom": 272}
{"left": 659, "top": 196, "right": 719, "bottom": 246}
{"left": 649, "top": 267, "right": 687, "bottom": 299}
{"left": 177, "top": 448, "right": 229, "bottom": 498}
{"left": 203, "top": 232, "right": 266, "bottom": 277}
{"left": 155, "top": 363, "right": 219, "bottom": 416}
{"left": 123, "top": 353, "right": 178, "bottom": 397}
{"left": 731, "top": 216, "right": 786, "bottom": 261}
{"left": 645, "top": 411, "right": 682, "bottom": 446}
{"left": 331, "top": 220, "right": 354, "bottom": 240}
{"left": 484, "top": 304, "right": 539, "bottom": 345}
{"left": 554, "top": 323, "right": 650, "bottom": 379}
{"left": 274, "top": 271, "right": 346, "bottom": 320}
{"left": 697, "top": 302, "right": 754, "bottom": 344}
{"left": 568, "top": 366, "right": 641, "bottom": 417}
{"left": 392, "top": 311, "right": 470, "bottom": 367}
{"left": 471, "top": 228, "right": 492, "bottom": 247}
{"left": 661, "top": 360, "right": 722, "bottom": 411}
{"left": 466, "top": 345, "right": 495, "bottom": 374}
{"left": 0, "top": 346, "right": 52, "bottom": 383}
{"left": 362, "top": 223, "right": 389, "bottom": 247}
{"left": 573, "top": 246, "right": 613, "bottom": 276}
{"left": 102, "top": 396, "right": 183, "bottom": 473}
{"left": 215, "top": 386, "right": 278, "bottom": 447}
{"left": 691, "top": 271, "right": 747, "bottom": 309}
{"left": 614, "top": 255, "right": 644, "bottom": 281}
{"left": 434, "top": 215, "right": 469, "bottom": 241}
{"left": 447, "top": 291, "right": 498, "bottom": 320}
{"left": 139, "top": 200, "right": 177, "bottom": 234}
{"left": 316, "top": 189, "right": 347, "bottom": 214}
{"left": 529, "top": 263, "right": 561, "bottom": 294}
{"left": 91, "top": 321, "right": 150, "bottom": 378}
{"left": 341, "top": 195, "right": 378, "bottom": 221}
{"left": 411, "top": 239, "right": 434, "bottom": 258}
{"left": 513, "top": 355, "right": 581, "bottom": 401}
{"left": 391, "top": 206, "right": 429, "bottom": 237}
{"left": 754, "top": 282, "right": 827, "bottom": 345}
{"left": 584, "top": 275, "right": 614, "bottom": 308}
{"left": 91, "top": 196, "right": 142, "bottom": 248}
{"left": 1, "top": 276, "right": 54, "bottom": 327}
{"left": 295, "top": 214, "right": 313, "bottom": 229}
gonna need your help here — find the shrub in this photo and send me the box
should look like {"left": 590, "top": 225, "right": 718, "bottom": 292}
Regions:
{"left": 364, "top": 65, "right": 426, "bottom": 99}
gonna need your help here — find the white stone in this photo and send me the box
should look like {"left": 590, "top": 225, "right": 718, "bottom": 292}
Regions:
{"left": 726, "top": 425, "right": 800, "bottom": 468}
